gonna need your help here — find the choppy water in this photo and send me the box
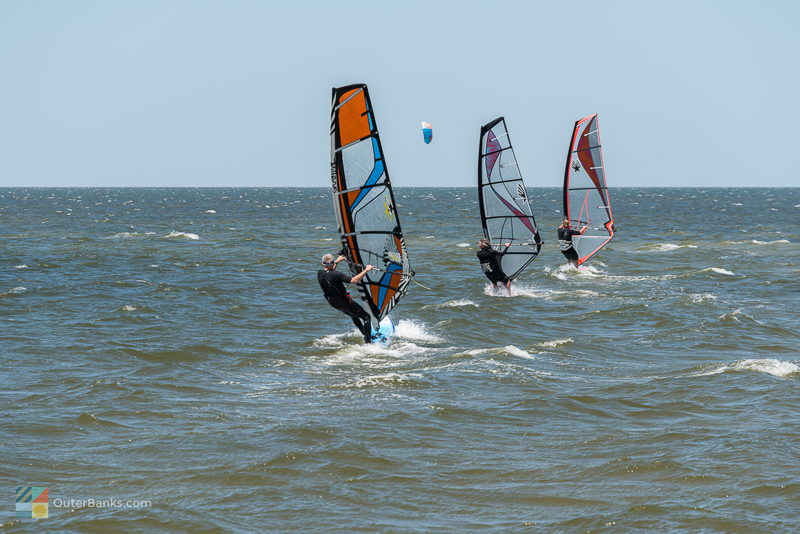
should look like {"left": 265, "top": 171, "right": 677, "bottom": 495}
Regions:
{"left": 1, "top": 187, "right": 799, "bottom": 533}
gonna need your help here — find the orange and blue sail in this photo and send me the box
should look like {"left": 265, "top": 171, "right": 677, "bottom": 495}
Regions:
{"left": 330, "top": 84, "right": 411, "bottom": 325}
{"left": 563, "top": 113, "right": 615, "bottom": 265}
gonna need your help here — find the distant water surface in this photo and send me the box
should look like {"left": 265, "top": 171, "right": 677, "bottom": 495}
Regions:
{"left": 1, "top": 187, "right": 799, "bottom": 532}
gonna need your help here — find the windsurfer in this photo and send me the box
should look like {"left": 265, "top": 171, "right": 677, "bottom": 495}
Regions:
{"left": 317, "top": 254, "right": 374, "bottom": 343}
{"left": 558, "top": 219, "right": 587, "bottom": 266}
{"left": 477, "top": 238, "right": 512, "bottom": 293}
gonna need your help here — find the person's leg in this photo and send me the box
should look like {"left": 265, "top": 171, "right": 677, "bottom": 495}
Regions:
{"left": 563, "top": 248, "right": 579, "bottom": 266}
{"left": 329, "top": 296, "right": 369, "bottom": 342}
{"left": 346, "top": 299, "right": 373, "bottom": 342}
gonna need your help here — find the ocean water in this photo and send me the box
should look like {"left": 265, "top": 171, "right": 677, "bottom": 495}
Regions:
{"left": 1, "top": 187, "right": 799, "bottom": 533}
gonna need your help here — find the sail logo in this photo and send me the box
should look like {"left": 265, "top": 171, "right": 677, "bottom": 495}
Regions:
{"left": 16, "top": 487, "right": 48, "bottom": 519}
{"left": 330, "top": 163, "right": 338, "bottom": 188}
{"left": 571, "top": 160, "right": 581, "bottom": 173}
{"left": 383, "top": 197, "right": 395, "bottom": 220}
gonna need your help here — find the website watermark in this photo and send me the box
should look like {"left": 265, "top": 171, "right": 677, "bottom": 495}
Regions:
{"left": 52, "top": 498, "right": 152, "bottom": 509}
{"left": 16, "top": 486, "right": 152, "bottom": 519}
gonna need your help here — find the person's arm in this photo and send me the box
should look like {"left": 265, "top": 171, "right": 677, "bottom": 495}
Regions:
{"left": 350, "top": 265, "right": 373, "bottom": 284}
{"left": 501, "top": 242, "right": 511, "bottom": 254}
{"left": 579, "top": 225, "right": 588, "bottom": 234}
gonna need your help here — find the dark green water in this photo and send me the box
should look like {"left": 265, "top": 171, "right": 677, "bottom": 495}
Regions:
{"left": 1, "top": 188, "right": 799, "bottom": 533}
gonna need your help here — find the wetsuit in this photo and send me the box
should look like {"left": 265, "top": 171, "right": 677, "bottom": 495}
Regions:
{"left": 317, "top": 269, "right": 372, "bottom": 342}
{"left": 477, "top": 245, "right": 510, "bottom": 284}
{"left": 558, "top": 227, "right": 582, "bottom": 266}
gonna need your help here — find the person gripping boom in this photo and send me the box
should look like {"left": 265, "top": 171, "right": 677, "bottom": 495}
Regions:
{"left": 477, "top": 237, "right": 512, "bottom": 294}
{"left": 317, "top": 254, "right": 374, "bottom": 343}
{"left": 557, "top": 219, "right": 587, "bottom": 267}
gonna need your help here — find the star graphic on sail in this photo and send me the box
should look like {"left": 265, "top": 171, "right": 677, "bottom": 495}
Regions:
{"left": 571, "top": 160, "right": 581, "bottom": 173}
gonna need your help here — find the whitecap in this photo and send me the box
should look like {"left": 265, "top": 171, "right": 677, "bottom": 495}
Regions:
{"left": 501, "top": 345, "right": 535, "bottom": 359}
{"left": 108, "top": 232, "right": 138, "bottom": 239}
{"left": 121, "top": 305, "right": 137, "bottom": 312}
{"left": 733, "top": 359, "right": 799, "bottom": 377}
{"left": 15, "top": 265, "right": 28, "bottom": 269}
{"left": 456, "top": 243, "right": 471, "bottom": 248}
{"left": 697, "top": 359, "right": 799, "bottom": 378}
{"left": 687, "top": 293, "right": 716, "bottom": 303}
{"left": 716, "top": 309, "right": 764, "bottom": 324}
{"left": 650, "top": 243, "right": 699, "bottom": 251}
{"left": 537, "top": 338, "right": 573, "bottom": 348}
{"left": 7, "top": 287, "right": 27, "bottom": 294}
{"left": 751, "top": 239, "right": 790, "bottom": 245}
{"left": 164, "top": 231, "right": 199, "bottom": 240}
{"left": 709, "top": 267, "right": 735, "bottom": 276}
{"left": 438, "top": 299, "right": 479, "bottom": 308}
{"left": 314, "top": 226, "right": 326, "bottom": 230}
{"left": 459, "top": 345, "right": 534, "bottom": 360}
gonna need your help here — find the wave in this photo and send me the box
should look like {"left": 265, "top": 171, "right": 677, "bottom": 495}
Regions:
{"left": 705, "top": 267, "right": 735, "bottom": 276}
{"left": 461, "top": 345, "right": 535, "bottom": 360}
{"left": 205, "top": 209, "right": 217, "bottom": 213}
{"left": 695, "top": 359, "right": 799, "bottom": 378}
{"left": 716, "top": 309, "right": 765, "bottom": 325}
{"left": 536, "top": 338, "right": 574, "bottom": 348}
{"left": 425, "top": 299, "right": 479, "bottom": 309}
{"left": 108, "top": 231, "right": 157, "bottom": 239}
{"left": 164, "top": 231, "right": 199, "bottom": 240}
{"left": 751, "top": 239, "right": 790, "bottom": 245}
{"left": 15, "top": 264, "right": 28, "bottom": 269}
{"left": 686, "top": 293, "right": 717, "bottom": 304}
{"left": 637, "top": 243, "right": 699, "bottom": 252}
{"left": 456, "top": 243, "right": 471, "bottom": 248}
{"left": 2, "top": 286, "right": 27, "bottom": 296}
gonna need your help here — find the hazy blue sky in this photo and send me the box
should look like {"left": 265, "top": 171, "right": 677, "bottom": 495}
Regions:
{"left": 1, "top": 1, "right": 797, "bottom": 187}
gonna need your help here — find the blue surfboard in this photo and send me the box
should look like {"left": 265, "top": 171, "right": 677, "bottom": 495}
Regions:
{"left": 370, "top": 316, "right": 395, "bottom": 347}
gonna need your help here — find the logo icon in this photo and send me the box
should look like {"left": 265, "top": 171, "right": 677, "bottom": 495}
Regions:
{"left": 571, "top": 160, "right": 581, "bottom": 173}
{"left": 16, "top": 487, "right": 48, "bottom": 519}
{"left": 383, "top": 197, "right": 395, "bottom": 220}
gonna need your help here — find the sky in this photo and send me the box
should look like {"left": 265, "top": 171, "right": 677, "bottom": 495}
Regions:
{"left": 0, "top": 0, "right": 798, "bottom": 187}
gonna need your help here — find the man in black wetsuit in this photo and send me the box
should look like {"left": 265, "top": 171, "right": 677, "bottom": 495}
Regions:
{"left": 557, "top": 219, "right": 587, "bottom": 267}
{"left": 476, "top": 238, "right": 512, "bottom": 293}
{"left": 317, "top": 254, "right": 374, "bottom": 343}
